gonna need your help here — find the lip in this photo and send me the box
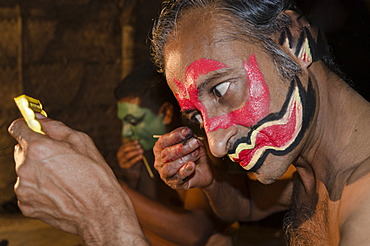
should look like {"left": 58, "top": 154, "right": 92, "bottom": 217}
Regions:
{"left": 229, "top": 140, "right": 260, "bottom": 168}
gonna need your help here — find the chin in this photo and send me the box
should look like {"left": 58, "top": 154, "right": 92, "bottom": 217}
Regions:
{"left": 251, "top": 157, "right": 291, "bottom": 184}
{"left": 253, "top": 172, "right": 278, "bottom": 185}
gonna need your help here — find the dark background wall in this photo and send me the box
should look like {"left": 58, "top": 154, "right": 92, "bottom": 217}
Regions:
{"left": 0, "top": 0, "right": 368, "bottom": 206}
{"left": 0, "top": 0, "right": 162, "bottom": 205}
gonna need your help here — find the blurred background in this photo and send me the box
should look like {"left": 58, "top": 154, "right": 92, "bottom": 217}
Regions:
{"left": 0, "top": 0, "right": 368, "bottom": 245}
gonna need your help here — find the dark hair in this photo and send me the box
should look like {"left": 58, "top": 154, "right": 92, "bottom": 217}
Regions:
{"left": 151, "top": 0, "right": 303, "bottom": 81}
{"left": 114, "top": 62, "right": 178, "bottom": 113}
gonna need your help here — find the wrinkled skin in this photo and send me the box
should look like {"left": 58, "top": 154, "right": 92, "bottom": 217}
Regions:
{"left": 154, "top": 7, "right": 370, "bottom": 246}
{"left": 8, "top": 117, "right": 146, "bottom": 245}
{"left": 154, "top": 8, "right": 306, "bottom": 190}
{"left": 153, "top": 127, "right": 213, "bottom": 190}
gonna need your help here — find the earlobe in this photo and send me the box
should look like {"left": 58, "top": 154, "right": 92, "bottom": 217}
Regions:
{"left": 159, "top": 102, "right": 173, "bottom": 125}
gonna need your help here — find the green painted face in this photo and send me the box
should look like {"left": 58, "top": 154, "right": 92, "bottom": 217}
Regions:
{"left": 117, "top": 101, "right": 166, "bottom": 151}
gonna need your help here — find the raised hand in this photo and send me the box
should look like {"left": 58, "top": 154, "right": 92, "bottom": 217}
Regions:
{"left": 153, "top": 127, "right": 213, "bottom": 190}
{"left": 117, "top": 139, "right": 144, "bottom": 187}
{"left": 8, "top": 118, "right": 146, "bottom": 245}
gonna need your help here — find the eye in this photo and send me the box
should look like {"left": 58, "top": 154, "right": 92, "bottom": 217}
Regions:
{"left": 212, "top": 81, "right": 230, "bottom": 98}
{"left": 190, "top": 113, "right": 203, "bottom": 125}
{"left": 123, "top": 114, "right": 145, "bottom": 126}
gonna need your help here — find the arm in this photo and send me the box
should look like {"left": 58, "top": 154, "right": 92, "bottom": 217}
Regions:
{"left": 339, "top": 169, "right": 370, "bottom": 245}
{"left": 9, "top": 118, "right": 147, "bottom": 246}
{"left": 119, "top": 181, "right": 215, "bottom": 245}
{"left": 203, "top": 169, "right": 292, "bottom": 222}
{"left": 154, "top": 126, "right": 292, "bottom": 222}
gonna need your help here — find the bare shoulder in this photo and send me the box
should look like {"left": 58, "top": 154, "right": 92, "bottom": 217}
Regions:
{"left": 339, "top": 158, "right": 370, "bottom": 245}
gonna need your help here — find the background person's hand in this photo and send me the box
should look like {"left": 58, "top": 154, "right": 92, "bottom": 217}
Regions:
{"left": 117, "top": 140, "right": 144, "bottom": 169}
{"left": 153, "top": 127, "right": 213, "bottom": 190}
{"left": 8, "top": 118, "right": 145, "bottom": 245}
{"left": 117, "top": 140, "right": 144, "bottom": 187}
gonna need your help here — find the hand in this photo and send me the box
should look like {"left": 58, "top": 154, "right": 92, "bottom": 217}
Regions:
{"left": 117, "top": 140, "right": 144, "bottom": 187}
{"left": 8, "top": 118, "right": 145, "bottom": 245}
{"left": 117, "top": 140, "right": 144, "bottom": 169}
{"left": 153, "top": 127, "right": 213, "bottom": 190}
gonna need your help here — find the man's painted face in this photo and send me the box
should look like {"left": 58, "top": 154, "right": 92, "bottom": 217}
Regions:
{"left": 117, "top": 99, "right": 166, "bottom": 151}
{"left": 164, "top": 8, "right": 315, "bottom": 173}
{"left": 171, "top": 54, "right": 310, "bottom": 171}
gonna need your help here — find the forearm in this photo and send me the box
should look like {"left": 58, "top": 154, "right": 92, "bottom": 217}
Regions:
{"left": 80, "top": 182, "right": 148, "bottom": 245}
{"left": 120, "top": 181, "right": 213, "bottom": 245}
{"left": 203, "top": 170, "right": 292, "bottom": 222}
{"left": 203, "top": 172, "right": 252, "bottom": 222}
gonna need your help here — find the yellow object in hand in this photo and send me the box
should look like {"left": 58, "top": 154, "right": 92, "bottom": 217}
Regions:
{"left": 14, "top": 95, "right": 47, "bottom": 135}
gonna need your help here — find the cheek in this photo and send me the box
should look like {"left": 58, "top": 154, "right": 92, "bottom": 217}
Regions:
{"left": 203, "top": 54, "right": 271, "bottom": 132}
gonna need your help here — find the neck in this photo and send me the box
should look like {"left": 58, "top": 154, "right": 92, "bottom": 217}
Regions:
{"left": 295, "top": 61, "right": 370, "bottom": 196}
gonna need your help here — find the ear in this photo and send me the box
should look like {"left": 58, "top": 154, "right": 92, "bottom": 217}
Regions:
{"left": 277, "top": 10, "right": 324, "bottom": 69}
{"left": 158, "top": 102, "right": 173, "bottom": 125}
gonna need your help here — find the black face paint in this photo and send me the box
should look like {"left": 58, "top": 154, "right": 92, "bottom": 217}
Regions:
{"left": 228, "top": 77, "right": 316, "bottom": 172}
{"left": 279, "top": 24, "right": 326, "bottom": 63}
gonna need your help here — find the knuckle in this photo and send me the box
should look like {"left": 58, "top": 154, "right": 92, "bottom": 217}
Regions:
{"left": 15, "top": 163, "right": 28, "bottom": 177}
{"left": 68, "top": 131, "right": 89, "bottom": 143}
{"left": 27, "top": 139, "right": 49, "bottom": 159}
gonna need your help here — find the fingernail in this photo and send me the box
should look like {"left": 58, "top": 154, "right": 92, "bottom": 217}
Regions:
{"left": 35, "top": 113, "right": 47, "bottom": 119}
{"left": 186, "top": 163, "right": 193, "bottom": 171}
{"left": 181, "top": 128, "right": 192, "bottom": 138}
{"left": 188, "top": 138, "right": 198, "bottom": 148}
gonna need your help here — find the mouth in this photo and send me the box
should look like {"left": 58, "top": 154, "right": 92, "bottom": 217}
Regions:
{"left": 227, "top": 79, "right": 308, "bottom": 171}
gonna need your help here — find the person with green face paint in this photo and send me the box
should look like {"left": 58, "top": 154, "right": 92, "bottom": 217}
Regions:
{"left": 113, "top": 63, "right": 234, "bottom": 246}
{"left": 117, "top": 100, "right": 167, "bottom": 151}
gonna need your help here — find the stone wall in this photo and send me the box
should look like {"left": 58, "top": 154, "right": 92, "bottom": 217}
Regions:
{"left": 0, "top": 0, "right": 162, "bottom": 205}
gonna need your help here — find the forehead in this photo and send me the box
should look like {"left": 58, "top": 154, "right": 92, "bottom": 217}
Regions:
{"left": 118, "top": 97, "right": 141, "bottom": 105}
{"left": 117, "top": 97, "right": 151, "bottom": 117}
{"left": 163, "top": 7, "right": 268, "bottom": 87}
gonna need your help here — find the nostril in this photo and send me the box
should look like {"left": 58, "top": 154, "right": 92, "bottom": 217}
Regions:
{"left": 206, "top": 127, "right": 238, "bottom": 158}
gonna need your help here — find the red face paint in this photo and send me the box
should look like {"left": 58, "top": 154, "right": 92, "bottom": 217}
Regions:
{"left": 174, "top": 58, "right": 226, "bottom": 111}
{"left": 228, "top": 84, "right": 303, "bottom": 170}
{"left": 174, "top": 54, "right": 270, "bottom": 132}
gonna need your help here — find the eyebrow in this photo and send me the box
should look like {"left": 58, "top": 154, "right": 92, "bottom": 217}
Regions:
{"left": 197, "top": 68, "right": 232, "bottom": 96}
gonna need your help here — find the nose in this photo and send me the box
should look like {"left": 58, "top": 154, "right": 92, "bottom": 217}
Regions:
{"left": 121, "top": 123, "right": 134, "bottom": 139}
{"left": 206, "top": 128, "right": 236, "bottom": 158}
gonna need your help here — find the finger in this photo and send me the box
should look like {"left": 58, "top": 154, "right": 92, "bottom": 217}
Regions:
{"left": 119, "top": 143, "right": 143, "bottom": 155}
{"left": 178, "top": 161, "right": 196, "bottom": 177}
{"left": 157, "top": 127, "right": 193, "bottom": 149}
{"left": 8, "top": 119, "right": 43, "bottom": 149}
{"left": 118, "top": 151, "right": 144, "bottom": 166}
{"left": 120, "top": 155, "right": 143, "bottom": 169}
{"left": 161, "top": 137, "right": 201, "bottom": 163}
{"left": 38, "top": 119, "right": 75, "bottom": 141}
{"left": 14, "top": 144, "right": 25, "bottom": 170}
{"left": 159, "top": 147, "right": 200, "bottom": 177}
{"left": 118, "top": 143, "right": 143, "bottom": 158}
